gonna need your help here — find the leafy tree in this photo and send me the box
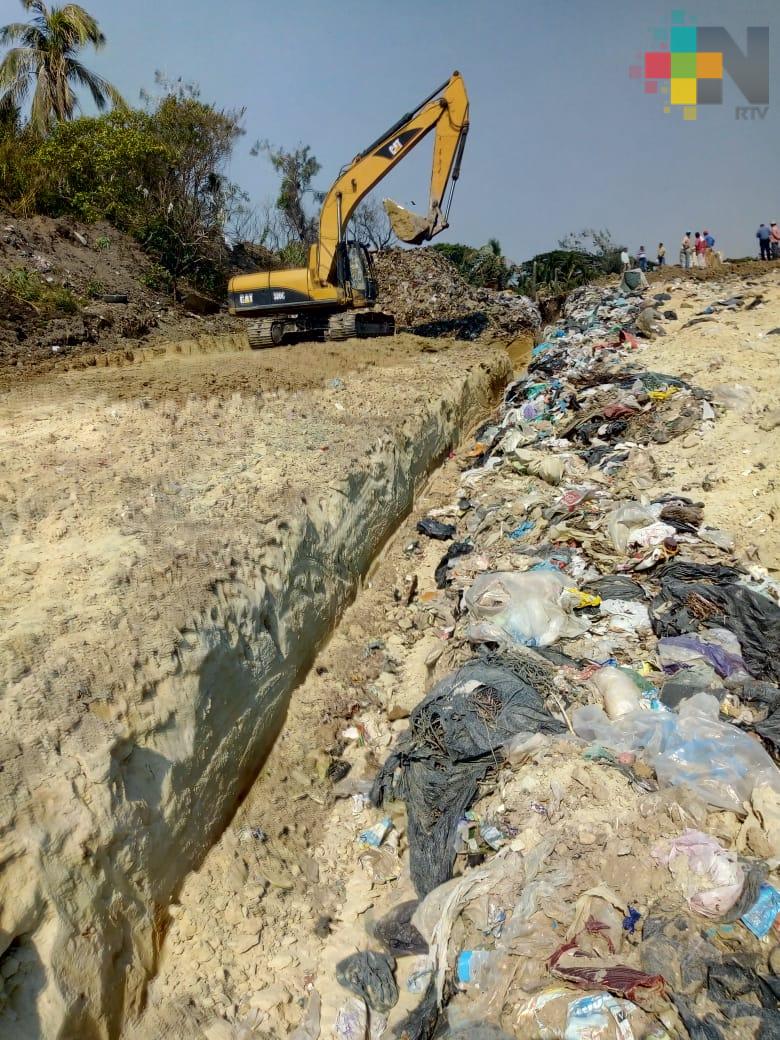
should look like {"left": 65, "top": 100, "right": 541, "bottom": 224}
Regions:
{"left": 0, "top": 0, "right": 124, "bottom": 133}
{"left": 557, "top": 227, "right": 624, "bottom": 257}
{"left": 253, "top": 140, "right": 323, "bottom": 244}
{"left": 21, "top": 78, "right": 246, "bottom": 294}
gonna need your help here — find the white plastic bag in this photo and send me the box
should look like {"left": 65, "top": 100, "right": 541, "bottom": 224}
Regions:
{"left": 604, "top": 502, "right": 658, "bottom": 553}
{"left": 651, "top": 830, "right": 745, "bottom": 917}
{"left": 591, "top": 666, "right": 641, "bottom": 719}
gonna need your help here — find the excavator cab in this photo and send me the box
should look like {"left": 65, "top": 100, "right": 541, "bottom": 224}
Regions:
{"left": 335, "top": 240, "right": 377, "bottom": 308}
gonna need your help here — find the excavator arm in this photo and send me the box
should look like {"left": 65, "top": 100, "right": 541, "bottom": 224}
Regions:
{"left": 313, "top": 71, "right": 469, "bottom": 285}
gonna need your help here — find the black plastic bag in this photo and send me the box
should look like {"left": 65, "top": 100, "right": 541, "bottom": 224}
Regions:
{"left": 417, "top": 518, "right": 456, "bottom": 541}
{"left": 649, "top": 562, "right": 780, "bottom": 684}
{"left": 371, "top": 658, "right": 564, "bottom": 896}
{"left": 434, "top": 542, "right": 473, "bottom": 588}
{"left": 335, "top": 950, "right": 398, "bottom": 1013}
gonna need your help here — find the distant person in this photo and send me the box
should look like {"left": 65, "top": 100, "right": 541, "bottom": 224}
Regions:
{"left": 680, "top": 232, "right": 692, "bottom": 269}
{"left": 771, "top": 222, "right": 780, "bottom": 260}
{"left": 637, "top": 245, "right": 648, "bottom": 272}
{"left": 620, "top": 248, "right": 630, "bottom": 272}
{"left": 657, "top": 242, "right": 666, "bottom": 266}
{"left": 757, "top": 223, "right": 772, "bottom": 260}
{"left": 694, "top": 232, "right": 707, "bottom": 268}
{"left": 703, "top": 229, "right": 715, "bottom": 265}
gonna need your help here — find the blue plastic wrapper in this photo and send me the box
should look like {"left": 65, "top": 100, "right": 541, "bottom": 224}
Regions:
{"left": 741, "top": 883, "right": 780, "bottom": 938}
{"left": 508, "top": 520, "right": 535, "bottom": 541}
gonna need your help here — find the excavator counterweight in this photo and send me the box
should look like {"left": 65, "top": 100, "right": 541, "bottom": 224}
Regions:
{"left": 227, "top": 73, "right": 469, "bottom": 347}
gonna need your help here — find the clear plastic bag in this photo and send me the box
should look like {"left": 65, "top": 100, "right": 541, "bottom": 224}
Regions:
{"left": 464, "top": 571, "right": 589, "bottom": 648}
{"left": 604, "top": 502, "right": 658, "bottom": 553}
{"left": 573, "top": 693, "right": 780, "bottom": 811}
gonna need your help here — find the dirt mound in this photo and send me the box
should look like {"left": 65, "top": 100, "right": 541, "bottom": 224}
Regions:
{"left": 373, "top": 247, "right": 541, "bottom": 341}
{"left": 0, "top": 211, "right": 243, "bottom": 379}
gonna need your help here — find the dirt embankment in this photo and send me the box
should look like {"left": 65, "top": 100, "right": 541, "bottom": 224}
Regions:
{"left": 0, "top": 215, "right": 541, "bottom": 383}
{"left": 0, "top": 330, "right": 510, "bottom": 1039}
{"left": 0, "top": 211, "right": 259, "bottom": 381}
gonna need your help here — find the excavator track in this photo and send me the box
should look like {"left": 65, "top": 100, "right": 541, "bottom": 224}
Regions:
{"left": 247, "top": 319, "right": 279, "bottom": 348}
{"left": 247, "top": 318, "right": 303, "bottom": 348}
{"left": 325, "top": 311, "right": 395, "bottom": 341}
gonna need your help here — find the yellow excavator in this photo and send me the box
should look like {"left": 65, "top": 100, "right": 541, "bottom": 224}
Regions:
{"left": 228, "top": 72, "right": 469, "bottom": 346}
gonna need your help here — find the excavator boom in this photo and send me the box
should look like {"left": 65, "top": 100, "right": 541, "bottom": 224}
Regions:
{"left": 314, "top": 71, "right": 469, "bottom": 284}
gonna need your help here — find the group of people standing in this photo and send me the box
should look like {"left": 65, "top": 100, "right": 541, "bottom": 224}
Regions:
{"left": 621, "top": 234, "right": 716, "bottom": 272}
{"left": 621, "top": 224, "right": 779, "bottom": 272}
{"left": 677, "top": 231, "right": 717, "bottom": 270}
{"left": 756, "top": 223, "right": 780, "bottom": 261}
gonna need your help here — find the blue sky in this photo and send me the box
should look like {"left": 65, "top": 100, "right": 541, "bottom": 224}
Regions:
{"left": 3, "top": 0, "right": 779, "bottom": 259}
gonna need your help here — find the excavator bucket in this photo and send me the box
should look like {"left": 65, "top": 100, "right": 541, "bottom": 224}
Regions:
{"left": 383, "top": 199, "right": 438, "bottom": 245}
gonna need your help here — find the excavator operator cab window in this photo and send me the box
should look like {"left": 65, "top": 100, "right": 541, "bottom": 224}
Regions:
{"left": 347, "top": 242, "right": 368, "bottom": 293}
{"left": 337, "top": 241, "right": 376, "bottom": 304}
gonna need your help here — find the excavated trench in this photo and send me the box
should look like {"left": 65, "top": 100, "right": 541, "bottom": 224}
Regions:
{"left": 0, "top": 335, "right": 513, "bottom": 1040}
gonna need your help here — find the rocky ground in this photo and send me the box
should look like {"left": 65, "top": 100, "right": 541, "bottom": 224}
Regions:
{"left": 124, "top": 266, "right": 780, "bottom": 1040}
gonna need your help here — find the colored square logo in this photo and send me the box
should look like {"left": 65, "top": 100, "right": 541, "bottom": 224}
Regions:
{"left": 644, "top": 81, "right": 658, "bottom": 94}
{"left": 671, "top": 52, "right": 697, "bottom": 77}
{"left": 671, "top": 78, "right": 697, "bottom": 104}
{"left": 645, "top": 51, "right": 671, "bottom": 78}
{"left": 683, "top": 106, "right": 697, "bottom": 121}
{"left": 697, "top": 52, "right": 722, "bottom": 78}
{"left": 697, "top": 78, "right": 723, "bottom": 104}
{"left": 670, "top": 26, "right": 696, "bottom": 52}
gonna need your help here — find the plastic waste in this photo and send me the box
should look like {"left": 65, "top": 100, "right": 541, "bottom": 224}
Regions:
{"left": 464, "top": 570, "right": 590, "bottom": 648}
{"left": 358, "top": 817, "right": 392, "bottom": 847}
{"left": 572, "top": 692, "right": 780, "bottom": 811}
{"left": 456, "top": 948, "right": 503, "bottom": 984}
{"left": 651, "top": 830, "right": 745, "bottom": 917}
{"left": 406, "top": 955, "right": 434, "bottom": 993}
{"left": 628, "top": 521, "right": 677, "bottom": 548}
{"left": 289, "top": 989, "right": 321, "bottom": 1040}
{"left": 417, "top": 517, "right": 456, "bottom": 540}
{"left": 434, "top": 541, "right": 473, "bottom": 588}
{"left": 740, "top": 882, "right": 780, "bottom": 938}
{"left": 605, "top": 502, "right": 659, "bottom": 552}
{"left": 335, "top": 950, "right": 398, "bottom": 1013}
{"left": 370, "top": 900, "right": 428, "bottom": 956}
{"left": 510, "top": 448, "right": 565, "bottom": 485}
{"left": 657, "top": 628, "right": 748, "bottom": 680}
{"left": 507, "top": 519, "right": 535, "bottom": 540}
{"left": 599, "top": 599, "right": 652, "bottom": 635}
{"left": 514, "top": 986, "right": 660, "bottom": 1040}
{"left": 333, "top": 997, "right": 368, "bottom": 1040}
{"left": 591, "top": 666, "right": 642, "bottom": 719}
{"left": 371, "top": 660, "right": 564, "bottom": 895}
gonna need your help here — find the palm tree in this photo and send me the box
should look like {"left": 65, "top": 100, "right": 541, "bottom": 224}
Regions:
{"left": 0, "top": 1, "right": 124, "bottom": 133}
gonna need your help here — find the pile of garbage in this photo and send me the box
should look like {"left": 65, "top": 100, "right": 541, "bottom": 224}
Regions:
{"left": 373, "top": 248, "right": 541, "bottom": 340}
{"left": 316, "top": 281, "right": 780, "bottom": 1039}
